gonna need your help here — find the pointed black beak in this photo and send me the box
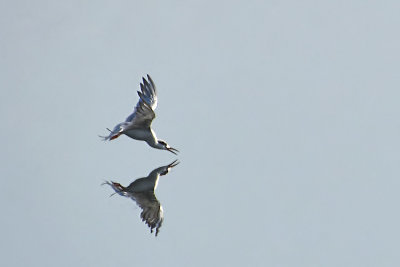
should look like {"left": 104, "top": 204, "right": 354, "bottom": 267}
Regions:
{"left": 168, "top": 159, "right": 180, "bottom": 168}
{"left": 167, "top": 147, "right": 179, "bottom": 155}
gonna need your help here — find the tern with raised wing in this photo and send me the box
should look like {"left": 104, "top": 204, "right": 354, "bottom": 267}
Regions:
{"left": 103, "top": 160, "right": 179, "bottom": 236}
{"left": 100, "top": 75, "right": 179, "bottom": 155}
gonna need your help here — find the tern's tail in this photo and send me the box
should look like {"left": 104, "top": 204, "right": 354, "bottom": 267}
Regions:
{"left": 98, "top": 134, "right": 109, "bottom": 141}
{"left": 99, "top": 128, "right": 121, "bottom": 141}
{"left": 102, "top": 181, "right": 127, "bottom": 197}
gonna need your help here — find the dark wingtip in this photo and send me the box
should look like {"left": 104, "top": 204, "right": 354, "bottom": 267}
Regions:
{"left": 142, "top": 76, "right": 149, "bottom": 86}
{"left": 146, "top": 74, "right": 155, "bottom": 88}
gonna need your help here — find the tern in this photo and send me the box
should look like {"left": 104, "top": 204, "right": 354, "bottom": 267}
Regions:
{"left": 103, "top": 160, "right": 179, "bottom": 236}
{"left": 100, "top": 75, "right": 179, "bottom": 155}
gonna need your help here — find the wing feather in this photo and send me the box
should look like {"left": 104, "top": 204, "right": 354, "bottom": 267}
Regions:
{"left": 104, "top": 181, "right": 164, "bottom": 236}
{"left": 124, "top": 74, "right": 158, "bottom": 127}
{"left": 101, "top": 75, "right": 158, "bottom": 140}
{"left": 133, "top": 191, "right": 164, "bottom": 236}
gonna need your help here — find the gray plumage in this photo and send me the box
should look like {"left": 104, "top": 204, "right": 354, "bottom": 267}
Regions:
{"left": 103, "top": 160, "right": 179, "bottom": 236}
{"left": 100, "top": 75, "right": 178, "bottom": 154}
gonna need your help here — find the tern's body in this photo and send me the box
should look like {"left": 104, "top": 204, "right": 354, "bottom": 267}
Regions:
{"left": 124, "top": 128, "right": 157, "bottom": 147}
{"left": 100, "top": 75, "right": 178, "bottom": 154}
{"left": 104, "top": 160, "right": 179, "bottom": 236}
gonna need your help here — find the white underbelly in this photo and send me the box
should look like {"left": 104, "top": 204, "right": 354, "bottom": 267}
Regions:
{"left": 124, "top": 129, "right": 151, "bottom": 141}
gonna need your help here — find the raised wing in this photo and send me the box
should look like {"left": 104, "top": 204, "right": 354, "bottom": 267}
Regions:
{"left": 124, "top": 100, "right": 155, "bottom": 128}
{"left": 100, "top": 75, "right": 158, "bottom": 140}
{"left": 125, "top": 74, "right": 158, "bottom": 123}
{"left": 138, "top": 74, "right": 158, "bottom": 110}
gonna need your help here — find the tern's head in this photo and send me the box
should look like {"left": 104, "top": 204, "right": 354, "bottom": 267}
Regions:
{"left": 157, "top": 140, "right": 179, "bottom": 155}
{"left": 159, "top": 160, "right": 180, "bottom": 176}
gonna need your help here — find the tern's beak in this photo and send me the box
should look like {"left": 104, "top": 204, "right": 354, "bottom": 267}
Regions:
{"left": 167, "top": 147, "right": 179, "bottom": 155}
{"left": 160, "top": 160, "right": 180, "bottom": 175}
{"left": 168, "top": 159, "right": 180, "bottom": 168}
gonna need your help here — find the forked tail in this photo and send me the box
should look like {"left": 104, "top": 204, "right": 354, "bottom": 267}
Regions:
{"left": 99, "top": 128, "right": 121, "bottom": 141}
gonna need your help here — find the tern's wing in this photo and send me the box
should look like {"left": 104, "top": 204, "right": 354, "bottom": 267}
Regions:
{"left": 138, "top": 74, "right": 158, "bottom": 110}
{"left": 124, "top": 74, "right": 158, "bottom": 128}
{"left": 100, "top": 75, "right": 157, "bottom": 140}
{"left": 132, "top": 191, "right": 164, "bottom": 236}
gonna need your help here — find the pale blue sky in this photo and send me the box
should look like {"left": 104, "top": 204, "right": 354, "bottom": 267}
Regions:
{"left": 1, "top": 1, "right": 400, "bottom": 266}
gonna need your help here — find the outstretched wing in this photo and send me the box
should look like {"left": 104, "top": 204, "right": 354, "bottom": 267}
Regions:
{"left": 103, "top": 180, "right": 164, "bottom": 236}
{"left": 125, "top": 74, "right": 158, "bottom": 125}
{"left": 132, "top": 191, "right": 164, "bottom": 236}
{"left": 124, "top": 100, "right": 155, "bottom": 129}
{"left": 138, "top": 74, "right": 158, "bottom": 111}
{"left": 100, "top": 75, "right": 158, "bottom": 140}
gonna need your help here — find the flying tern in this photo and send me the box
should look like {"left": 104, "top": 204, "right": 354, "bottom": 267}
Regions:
{"left": 103, "top": 160, "right": 179, "bottom": 236}
{"left": 100, "top": 75, "right": 179, "bottom": 155}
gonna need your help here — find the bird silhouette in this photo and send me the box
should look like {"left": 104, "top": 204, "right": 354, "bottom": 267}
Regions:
{"left": 103, "top": 160, "right": 179, "bottom": 236}
{"left": 100, "top": 75, "right": 179, "bottom": 154}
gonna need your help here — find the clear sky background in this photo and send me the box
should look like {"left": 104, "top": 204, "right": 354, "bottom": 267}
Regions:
{"left": 1, "top": 1, "right": 400, "bottom": 266}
